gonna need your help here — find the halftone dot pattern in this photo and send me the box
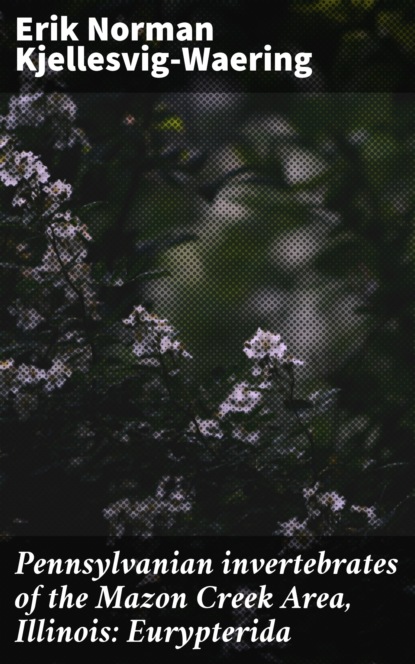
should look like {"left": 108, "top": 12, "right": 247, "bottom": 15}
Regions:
{"left": 1, "top": 88, "right": 414, "bottom": 543}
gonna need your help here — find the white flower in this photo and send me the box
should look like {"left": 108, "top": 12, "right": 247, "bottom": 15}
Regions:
{"left": 47, "top": 220, "right": 92, "bottom": 242}
{"left": 123, "top": 312, "right": 137, "bottom": 326}
{"left": 303, "top": 483, "right": 346, "bottom": 516}
{"left": 191, "top": 417, "right": 223, "bottom": 439}
{"left": 350, "top": 505, "right": 382, "bottom": 528}
{"left": 276, "top": 517, "right": 313, "bottom": 537}
{"left": 43, "top": 359, "right": 72, "bottom": 392}
{"left": 155, "top": 476, "right": 192, "bottom": 514}
{"left": 160, "top": 336, "right": 192, "bottom": 359}
{"left": 167, "top": 493, "right": 192, "bottom": 514}
{"left": 302, "top": 484, "right": 323, "bottom": 518}
{"left": 103, "top": 477, "right": 192, "bottom": 538}
{"left": 22, "top": 151, "right": 50, "bottom": 183}
{"left": 317, "top": 491, "right": 346, "bottom": 513}
{"left": 244, "top": 328, "right": 287, "bottom": 361}
{"left": 23, "top": 244, "right": 60, "bottom": 279}
{"left": 303, "top": 482, "right": 320, "bottom": 501}
{"left": 283, "top": 356, "right": 305, "bottom": 366}
{"left": 46, "top": 93, "right": 77, "bottom": 122}
{"left": 0, "top": 150, "right": 49, "bottom": 187}
{"left": 8, "top": 302, "right": 44, "bottom": 331}
{"left": 44, "top": 179, "right": 72, "bottom": 198}
{"left": 103, "top": 497, "right": 132, "bottom": 538}
{"left": 219, "top": 381, "right": 262, "bottom": 417}
{"left": 124, "top": 305, "right": 191, "bottom": 363}
{"left": 0, "top": 359, "right": 15, "bottom": 372}
{"left": 243, "top": 328, "right": 304, "bottom": 367}
{"left": 0, "top": 360, "right": 15, "bottom": 398}
{"left": 5, "top": 93, "right": 45, "bottom": 129}
{"left": 0, "top": 135, "right": 12, "bottom": 150}
{"left": 43, "top": 179, "right": 72, "bottom": 212}
{"left": 14, "top": 364, "right": 46, "bottom": 387}
{"left": 132, "top": 335, "right": 158, "bottom": 358}
{"left": 12, "top": 191, "right": 29, "bottom": 209}
{"left": 123, "top": 305, "right": 174, "bottom": 334}
{"left": 258, "top": 378, "right": 273, "bottom": 390}
{"left": 3, "top": 93, "right": 87, "bottom": 152}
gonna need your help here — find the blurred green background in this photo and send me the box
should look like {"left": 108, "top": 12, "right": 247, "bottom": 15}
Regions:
{"left": 76, "top": 89, "right": 415, "bottom": 525}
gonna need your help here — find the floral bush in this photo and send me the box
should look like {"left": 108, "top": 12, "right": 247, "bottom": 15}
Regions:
{"left": 0, "top": 86, "right": 412, "bottom": 538}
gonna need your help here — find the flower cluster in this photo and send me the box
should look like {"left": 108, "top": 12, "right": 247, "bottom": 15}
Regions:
{"left": 181, "top": 330, "right": 305, "bottom": 451}
{"left": 218, "top": 381, "right": 262, "bottom": 417}
{"left": 0, "top": 98, "right": 99, "bottom": 420}
{"left": 23, "top": 211, "right": 98, "bottom": 318}
{"left": 189, "top": 416, "right": 224, "bottom": 440}
{"left": 276, "top": 481, "right": 382, "bottom": 541}
{"left": 302, "top": 482, "right": 347, "bottom": 526}
{"left": 0, "top": 133, "right": 75, "bottom": 219}
{"left": 123, "top": 305, "right": 192, "bottom": 366}
{"left": 103, "top": 476, "right": 193, "bottom": 538}
{"left": 219, "top": 328, "right": 301, "bottom": 420}
{"left": 0, "top": 109, "right": 97, "bottom": 316}
{"left": 0, "top": 357, "right": 72, "bottom": 418}
{"left": 244, "top": 328, "right": 304, "bottom": 366}
{"left": 2, "top": 92, "right": 90, "bottom": 151}
{"left": 0, "top": 137, "right": 49, "bottom": 190}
